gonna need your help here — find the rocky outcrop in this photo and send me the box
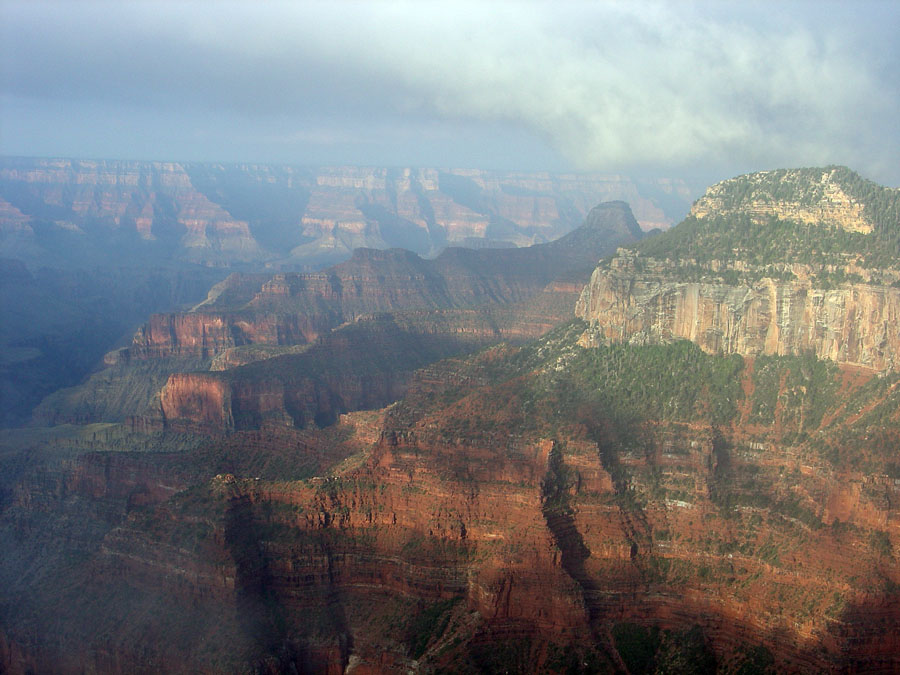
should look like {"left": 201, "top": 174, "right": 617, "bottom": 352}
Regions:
{"left": 115, "top": 311, "right": 331, "bottom": 361}
{"left": 576, "top": 166, "right": 900, "bottom": 373}
{"left": 690, "top": 166, "right": 889, "bottom": 234}
{"left": 575, "top": 253, "right": 900, "bottom": 372}
{"left": 155, "top": 317, "right": 494, "bottom": 433}
{"left": 159, "top": 372, "right": 232, "bottom": 432}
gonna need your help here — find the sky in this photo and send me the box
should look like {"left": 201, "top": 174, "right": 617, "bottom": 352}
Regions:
{"left": 2, "top": 0, "right": 899, "bottom": 187}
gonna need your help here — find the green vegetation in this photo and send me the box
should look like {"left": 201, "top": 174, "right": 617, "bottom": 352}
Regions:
{"left": 405, "top": 597, "right": 461, "bottom": 659}
{"left": 568, "top": 340, "right": 745, "bottom": 427}
{"left": 506, "top": 328, "right": 744, "bottom": 434}
{"left": 635, "top": 167, "right": 900, "bottom": 272}
{"left": 636, "top": 213, "right": 893, "bottom": 273}
{"left": 727, "top": 644, "right": 776, "bottom": 675}
{"left": 869, "top": 530, "right": 893, "bottom": 558}
{"left": 611, "top": 622, "right": 717, "bottom": 674}
{"left": 612, "top": 623, "right": 661, "bottom": 673}
{"left": 749, "top": 352, "right": 840, "bottom": 432}
{"left": 543, "top": 643, "right": 607, "bottom": 674}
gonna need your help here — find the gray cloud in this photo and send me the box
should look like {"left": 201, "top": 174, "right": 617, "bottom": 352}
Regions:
{"left": 2, "top": 0, "right": 898, "bottom": 183}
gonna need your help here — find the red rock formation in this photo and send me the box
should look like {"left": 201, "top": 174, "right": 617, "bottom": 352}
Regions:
{"left": 118, "top": 311, "right": 329, "bottom": 361}
{"left": 4, "top": 338, "right": 900, "bottom": 672}
{"left": 118, "top": 202, "right": 642, "bottom": 367}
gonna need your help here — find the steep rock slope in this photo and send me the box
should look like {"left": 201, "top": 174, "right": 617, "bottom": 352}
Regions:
{"left": 577, "top": 167, "right": 900, "bottom": 371}
{"left": 123, "top": 201, "right": 643, "bottom": 361}
{"left": 3, "top": 323, "right": 899, "bottom": 673}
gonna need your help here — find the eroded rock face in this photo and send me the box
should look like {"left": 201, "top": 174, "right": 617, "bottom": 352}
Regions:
{"left": 0, "top": 158, "right": 263, "bottom": 264}
{"left": 159, "top": 372, "right": 232, "bottom": 431}
{"left": 4, "top": 331, "right": 900, "bottom": 673}
{"left": 576, "top": 253, "right": 900, "bottom": 372}
{"left": 117, "top": 311, "right": 331, "bottom": 361}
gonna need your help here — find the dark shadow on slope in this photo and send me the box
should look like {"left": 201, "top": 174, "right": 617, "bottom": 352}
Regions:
{"left": 540, "top": 441, "right": 598, "bottom": 614}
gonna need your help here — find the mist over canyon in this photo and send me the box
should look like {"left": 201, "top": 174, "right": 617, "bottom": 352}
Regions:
{"left": 1, "top": 158, "right": 899, "bottom": 674}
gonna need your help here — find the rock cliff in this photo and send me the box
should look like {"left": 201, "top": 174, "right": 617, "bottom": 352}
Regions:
{"left": 577, "top": 167, "right": 900, "bottom": 372}
{"left": 576, "top": 253, "right": 900, "bottom": 372}
{"left": 117, "top": 201, "right": 643, "bottom": 364}
{"left": 156, "top": 317, "right": 476, "bottom": 433}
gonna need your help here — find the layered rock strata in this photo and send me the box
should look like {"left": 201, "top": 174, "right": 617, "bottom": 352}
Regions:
{"left": 576, "top": 253, "right": 900, "bottom": 372}
{"left": 0, "top": 157, "right": 692, "bottom": 268}
{"left": 4, "top": 333, "right": 899, "bottom": 673}
{"left": 118, "top": 201, "right": 643, "bottom": 363}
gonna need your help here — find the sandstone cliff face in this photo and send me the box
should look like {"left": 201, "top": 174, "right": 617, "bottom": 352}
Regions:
{"left": 154, "top": 317, "right": 494, "bottom": 434}
{"left": 119, "top": 311, "right": 330, "bottom": 361}
{"left": 575, "top": 253, "right": 900, "bottom": 372}
{"left": 159, "top": 373, "right": 232, "bottom": 431}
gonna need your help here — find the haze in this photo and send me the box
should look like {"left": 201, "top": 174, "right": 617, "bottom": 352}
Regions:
{"left": 2, "top": 0, "right": 899, "bottom": 185}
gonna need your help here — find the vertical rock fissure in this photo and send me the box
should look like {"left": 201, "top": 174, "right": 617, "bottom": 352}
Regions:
{"left": 540, "top": 441, "right": 598, "bottom": 617}
{"left": 594, "top": 434, "right": 653, "bottom": 572}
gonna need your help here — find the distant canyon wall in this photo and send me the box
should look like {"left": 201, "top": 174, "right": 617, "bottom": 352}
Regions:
{"left": 0, "top": 157, "right": 693, "bottom": 267}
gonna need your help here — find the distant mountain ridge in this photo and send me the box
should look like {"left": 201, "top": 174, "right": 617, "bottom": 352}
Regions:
{"left": 0, "top": 157, "right": 692, "bottom": 269}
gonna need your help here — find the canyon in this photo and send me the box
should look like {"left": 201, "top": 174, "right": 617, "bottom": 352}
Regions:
{"left": 1, "top": 165, "right": 899, "bottom": 673}
{"left": 35, "top": 201, "right": 642, "bottom": 431}
{"left": 0, "top": 158, "right": 693, "bottom": 269}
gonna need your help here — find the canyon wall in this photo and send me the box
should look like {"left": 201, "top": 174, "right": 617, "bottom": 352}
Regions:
{"left": 6, "top": 335, "right": 899, "bottom": 672}
{"left": 575, "top": 253, "right": 900, "bottom": 372}
{"left": 119, "top": 202, "right": 643, "bottom": 364}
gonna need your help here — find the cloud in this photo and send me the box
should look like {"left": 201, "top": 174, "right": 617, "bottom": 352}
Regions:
{"left": 283, "top": 1, "right": 895, "bottom": 173}
{"left": 2, "top": 1, "right": 898, "bottom": 181}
